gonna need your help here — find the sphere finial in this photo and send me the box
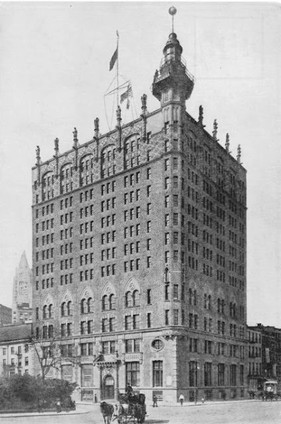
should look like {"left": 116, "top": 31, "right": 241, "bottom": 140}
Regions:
{"left": 169, "top": 6, "right": 177, "bottom": 16}
{"left": 168, "top": 6, "right": 177, "bottom": 33}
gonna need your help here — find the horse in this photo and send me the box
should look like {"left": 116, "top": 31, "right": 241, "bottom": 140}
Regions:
{"left": 100, "top": 401, "right": 114, "bottom": 424}
{"left": 133, "top": 403, "right": 146, "bottom": 424}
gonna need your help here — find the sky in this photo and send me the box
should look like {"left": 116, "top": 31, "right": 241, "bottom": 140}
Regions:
{"left": 0, "top": 1, "right": 280, "bottom": 326}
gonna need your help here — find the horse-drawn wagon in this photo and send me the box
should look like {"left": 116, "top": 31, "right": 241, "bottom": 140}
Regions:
{"left": 100, "top": 391, "right": 146, "bottom": 424}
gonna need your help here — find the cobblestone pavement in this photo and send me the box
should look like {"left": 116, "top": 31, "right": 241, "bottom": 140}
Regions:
{"left": 1, "top": 400, "right": 281, "bottom": 424}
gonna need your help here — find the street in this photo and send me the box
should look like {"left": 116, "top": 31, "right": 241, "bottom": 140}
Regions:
{"left": 1, "top": 401, "right": 281, "bottom": 424}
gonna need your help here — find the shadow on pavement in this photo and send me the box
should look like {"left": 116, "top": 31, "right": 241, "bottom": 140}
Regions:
{"left": 145, "top": 420, "right": 169, "bottom": 423}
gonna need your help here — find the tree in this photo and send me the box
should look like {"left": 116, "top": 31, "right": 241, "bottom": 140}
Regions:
{"left": 28, "top": 334, "right": 80, "bottom": 380}
{"left": 29, "top": 335, "right": 62, "bottom": 380}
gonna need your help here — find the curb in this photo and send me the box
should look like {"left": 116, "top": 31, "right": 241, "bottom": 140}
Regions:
{"left": 0, "top": 409, "right": 90, "bottom": 418}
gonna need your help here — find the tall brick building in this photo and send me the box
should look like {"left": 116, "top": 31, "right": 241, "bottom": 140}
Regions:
{"left": 32, "top": 24, "right": 247, "bottom": 403}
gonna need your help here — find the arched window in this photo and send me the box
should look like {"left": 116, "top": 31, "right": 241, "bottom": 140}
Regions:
{"left": 43, "top": 326, "right": 48, "bottom": 339}
{"left": 101, "top": 145, "right": 116, "bottom": 179}
{"left": 208, "top": 295, "right": 211, "bottom": 310}
{"left": 102, "top": 295, "right": 108, "bottom": 311}
{"left": 80, "top": 154, "right": 94, "bottom": 187}
{"left": 193, "top": 290, "right": 197, "bottom": 306}
{"left": 43, "top": 305, "right": 48, "bottom": 319}
{"left": 132, "top": 290, "right": 140, "bottom": 307}
{"left": 87, "top": 321, "right": 93, "bottom": 334}
{"left": 87, "top": 297, "right": 92, "bottom": 313}
{"left": 60, "top": 163, "right": 73, "bottom": 194}
{"left": 61, "top": 302, "right": 66, "bottom": 317}
{"left": 81, "top": 298, "right": 86, "bottom": 314}
{"left": 48, "top": 325, "right": 54, "bottom": 339}
{"left": 42, "top": 171, "right": 54, "bottom": 201}
{"left": 67, "top": 301, "right": 72, "bottom": 316}
{"left": 48, "top": 304, "right": 53, "bottom": 318}
{"left": 109, "top": 294, "right": 116, "bottom": 310}
{"left": 125, "top": 291, "right": 133, "bottom": 308}
{"left": 124, "top": 135, "right": 140, "bottom": 170}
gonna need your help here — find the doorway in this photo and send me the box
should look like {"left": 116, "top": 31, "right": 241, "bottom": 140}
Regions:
{"left": 103, "top": 374, "right": 115, "bottom": 399}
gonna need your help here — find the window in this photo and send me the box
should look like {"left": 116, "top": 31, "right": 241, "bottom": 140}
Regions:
{"left": 204, "top": 362, "right": 212, "bottom": 386}
{"left": 147, "top": 289, "right": 151, "bottom": 304}
{"left": 173, "top": 157, "right": 178, "bottom": 170}
{"left": 125, "top": 339, "right": 140, "bottom": 353}
{"left": 173, "top": 176, "right": 178, "bottom": 188}
{"left": 147, "top": 313, "right": 151, "bottom": 328}
{"left": 189, "top": 361, "right": 198, "bottom": 387}
{"left": 218, "top": 363, "right": 225, "bottom": 386}
{"left": 153, "top": 361, "right": 163, "bottom": 387}
{"left": 126, "top": 362, "right": 140, "bottom": 387}
{"left": 230, "top": 364, "right": 237, "bottom": 386}
{"left": 173, "top": 309, "right": 179, "bottom": 325}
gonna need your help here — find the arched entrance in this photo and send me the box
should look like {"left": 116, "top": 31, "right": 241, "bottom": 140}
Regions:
{"left": 103, "top": 374, "right": 115, "bottom": 399}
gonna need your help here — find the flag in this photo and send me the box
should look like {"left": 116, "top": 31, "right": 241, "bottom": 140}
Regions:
{"left": 120, "top": 84, "right": 132, "bottom": 105}
{"left": 109, "top": 48, "right": 118, "bottom": 71}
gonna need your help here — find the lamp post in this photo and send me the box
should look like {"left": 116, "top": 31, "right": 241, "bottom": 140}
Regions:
{"left": 195, "top": 364, "right": 200, "bottom": 404}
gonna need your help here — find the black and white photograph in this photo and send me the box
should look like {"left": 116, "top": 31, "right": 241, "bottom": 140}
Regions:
{"left": 0, "top": 2, "right": 280, "bottom": 423}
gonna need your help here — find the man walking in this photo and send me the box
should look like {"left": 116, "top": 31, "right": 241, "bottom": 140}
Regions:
{"left": 179, "top": 394, "right": 184, "bottom": 406}
{"left": 153, "top": 394, "right": 158, "bottom": 407}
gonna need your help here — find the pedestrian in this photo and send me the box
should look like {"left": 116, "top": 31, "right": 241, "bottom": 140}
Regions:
{"left": 56, "top": 400, "right": 62, "bottom": 413}
{"left": 153, "top": 394, "right": 158, "bottom": 407}
{"left": 179, "top": 394, "right": 184, "bottom": 406}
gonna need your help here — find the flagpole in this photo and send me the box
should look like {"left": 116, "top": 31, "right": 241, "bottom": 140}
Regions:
{"left": 116, "top": 30, "right": 119, "bottom": 107}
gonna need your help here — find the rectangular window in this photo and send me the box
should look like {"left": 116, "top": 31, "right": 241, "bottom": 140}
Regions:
{"left": 173, "top": 176, "right": 178, "bottom": 188}
{"left": 147, "top": 289, "right": 151, "bottom": 304}
{"left": 189, "top": 361, "right": 198, "bottom": 387}
{"left": 153, "top": 361, "right": 163, "bottom": 387}
{"left": 218, "top": 363, "right": 225, "bottom": 386}
{"left": 126, "top": 362, "right": 140, "bottom": 387}
{"left": 147, "top": 313, "right": 151, "bottom": 328}
{"left": 173, "top": 309, "right": 179, "bottom": 325}
{"left": 230, "top": 364, "right": 237, "bottom": 386}
{"left": 204, "top": 362, "right": 212, "bottom": 386}
{"left": 173, "top": 157, "right": 178, "bottom": 170}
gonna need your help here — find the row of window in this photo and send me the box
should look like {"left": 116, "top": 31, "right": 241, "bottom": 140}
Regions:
{"left": 35, "top": 203, "right": 54, "bottom": 218}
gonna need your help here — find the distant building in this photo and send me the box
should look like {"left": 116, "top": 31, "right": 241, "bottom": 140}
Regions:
{"left": 247, "top": 324, "right": 281, "bottom": 393}
{"left": 247, "top": 326, "right": 262, "bottom": 393}
{"left": 0, "top": 304, "right": 12, "bottom": 326}
{"left": 12, "top": 252, "right": 33, "bottom": 324}
{"left": 0, "top": 323, "right": 35, "bottom": 377}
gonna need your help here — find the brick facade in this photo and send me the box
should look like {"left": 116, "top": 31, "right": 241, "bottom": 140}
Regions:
{"left": 32, "top": 30, "right": 247, "bottom": 403}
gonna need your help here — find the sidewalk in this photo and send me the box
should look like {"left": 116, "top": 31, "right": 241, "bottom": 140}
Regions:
{"left": 0, "top": 404, "right": 91, "bottom": 418}
{"left": 156, "top": 398, "right": 260, "bottom": 406}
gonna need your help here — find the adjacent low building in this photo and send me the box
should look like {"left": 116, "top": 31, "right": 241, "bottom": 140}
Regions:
{"left": 247, "top": 323, "right": 281, "bottom": 394}
{"left": 0, "top": 304, "right": 12, "bottom": 326}
{"left": 247, "top": 326, "right": 262, "bottom": 393}
{"left": 0, "top": 323, "right": 35, "bottom": 377}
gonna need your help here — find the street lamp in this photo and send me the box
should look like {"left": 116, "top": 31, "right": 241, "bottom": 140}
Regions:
{"left": 195, "top": 364, "right": 200, "bottom": 404}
